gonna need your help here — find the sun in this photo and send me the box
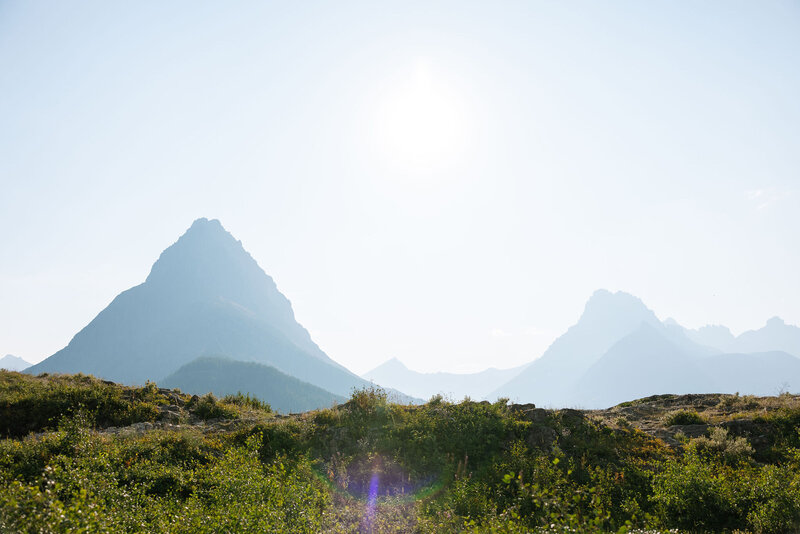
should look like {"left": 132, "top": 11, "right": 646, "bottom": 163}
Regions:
{"left": 373, "top": 61, "right": 472, "bottom": 172}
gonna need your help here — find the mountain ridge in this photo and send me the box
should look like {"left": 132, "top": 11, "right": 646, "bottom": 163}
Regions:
{"left": 26, "top": 218, "right": 373, "bottom": 397}
{"left": 491, "top": 289, "right": 674, "bottom": 405}
{"left": 362, "top": 357, "right": 527, "bottom": 400}
{"left": 160, "top": 356, "right": 345, "bottom": 413}
{"left": 674, "top": 316, "right": 800, "bottom": 357}
{"left": 0, "top": 354, "right": 31, "bottom": 372}
{"left": 490, "top": 290, "right": 799, "bottom": 408}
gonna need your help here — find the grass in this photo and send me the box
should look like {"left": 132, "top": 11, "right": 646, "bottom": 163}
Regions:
{"left": 2, "top": 370, "right": 800, "bottom": 532}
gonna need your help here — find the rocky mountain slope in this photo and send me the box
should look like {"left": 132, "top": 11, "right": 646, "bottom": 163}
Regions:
{"left": 26, "top": 218, "right": 378, "bottom": 398}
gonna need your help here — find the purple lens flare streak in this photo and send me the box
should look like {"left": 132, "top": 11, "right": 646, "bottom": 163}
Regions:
{"left": 363, "top": 472, "right": 380, "bottom": 532}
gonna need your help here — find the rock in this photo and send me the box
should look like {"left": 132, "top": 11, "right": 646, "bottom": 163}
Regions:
{"left": 158, "top": 404, "right": 183, "bottom": 423}
{"left": 162, "top": 411, "right": 181, "bottom": 423}
{"left": 559, "top": 409, "right": 585, "bottom": 422}
{"left": 130, "top": 422, "right": 154, "bottom": 432}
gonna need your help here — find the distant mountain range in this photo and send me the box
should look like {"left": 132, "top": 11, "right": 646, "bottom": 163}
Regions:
{"left": 368, "top": 291, "right": 800, "bottom": 408}
{"left": 362, "top": 357, "right": 527, "bottom": 401}
{"left": 20, "top": 217, "right": 799, "bottom": 412}
{"left": 492, "top": 290, "right": 800, "bottom": 408}
{"left": 26, "top": 218, "right": 414, "bottom": 412}
{"left": 674, "top": 316, "right": 800, "bottom": 356}
{"left": 0, "top": 354, "right": 31, "bottom": 372}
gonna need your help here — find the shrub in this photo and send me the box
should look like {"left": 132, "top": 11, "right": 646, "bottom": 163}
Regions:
{"left": 745, "top": 465, "right": 800, "bottom": 533}
{"left": 689, "top": 427, "right": 753, "bottom": 465}
{"left": 664, "top": 410, "right": 705, "bottom": 426}
{"left": 0, "top": 371, "right": 167, "bottom": 437}
{"left": 347, "top": 387, "right": 388, "bottom": 413}
{"left": 257, "top": 421, "right": 306, "bottom": 461}
{"left": 190, "top": 393, "right": 238, "bottom": 420}
{"left": 652, "top": 452, "right": 741, "bottom": 530}
{"left": 221, "top": 392, "right": 271, "bottom": 412}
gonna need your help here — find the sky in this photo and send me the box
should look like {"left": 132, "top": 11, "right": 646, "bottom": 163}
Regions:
{"left": 1, "top": 1, "right": 798, "bottom": 374}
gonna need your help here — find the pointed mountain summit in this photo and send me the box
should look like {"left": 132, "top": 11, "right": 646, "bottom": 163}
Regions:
{"left": 490, "top": 290, "right": 798, "bottom": 407}
{"left": 491, "top": 289, "right": 667, "bottom": 405}
{"left": 27, "top": 218, "right": 368, "bottom": 396}
{"left": 0, "top": 354, "right": 31, "bottom": 372}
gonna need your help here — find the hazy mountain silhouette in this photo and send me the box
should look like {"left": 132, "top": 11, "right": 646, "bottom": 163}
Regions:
{"left": 699, "top": 351, "right": 800, "bottom": 396}
{"left": 362, "top": 357, "right": 527, "bottom": 401}
{"left": 491, "top": 290, "right": 680, "bottom": 405}
{"left": 26, "top": 218, "right": 376, "bottom": 397}
{"left": 681, "top": 324, "right": 737, "bottom": 352}
{"left": 492, "top": 290, "right": 800, "bottom": 408}
{"left": 160, "top": 357, "right": 345, "bottom": 413}
{"left": 572, "top": 336, "right": 800, "bottom": 409}
{"left": 675, "top": 317, "right": 800, "bottom": 357}
{"left": 0, "top": 354, "right": 31, "bottom": 372}
{"left": 571, "top": 324, "right": 713, "bottom": 408}
{"left": 733, "top": 317, "right": 800, "bottom": 357}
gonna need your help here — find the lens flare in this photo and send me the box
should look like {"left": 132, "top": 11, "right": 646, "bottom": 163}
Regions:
{"left": 310, "top": 452, "right": 448, "bottom": 529}
{"left": 363, "top": 472, "right": 379, "bottom": 531}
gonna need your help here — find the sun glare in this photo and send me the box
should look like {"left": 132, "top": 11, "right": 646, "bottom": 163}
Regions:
{"left": 373, "top": 61, "right": 472, "bottom": 172}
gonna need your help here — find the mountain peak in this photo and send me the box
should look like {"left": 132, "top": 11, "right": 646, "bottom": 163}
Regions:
{"left": 580, "top": 289, "right": 654, "bottom": 323}
{"left": 186, "top": 217, "right": 225, "bottom": 234}
{"left": 766, "top": 316, "right": 785, "bottom": 327}
{"left": 178, "top": 217, "right": 235, "bottom": 245}
{"left": 376, "top": 357, "right": 409, "bottom": 372}
{"left": 145, "top": 218, "right": 258, "bottom": 288}
{"left": 0, "top": 354, "right": 32, "bottom": 371}
{"left": 362, "top": 358, "right": 412, "bottom": 385}
{"left": 589, "top": 288, "right": 614, "bottom": 300}
{"left": 26, "top": 218, "right": 367, "bottom": 395}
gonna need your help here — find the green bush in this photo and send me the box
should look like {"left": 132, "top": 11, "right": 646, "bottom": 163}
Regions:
{"left": 652, "top": 452, "right": 741, "bottom": 530}
{"left": 189, "top": 393, "right": 238, "bottom": 420}
{"left": 0, "top": 371, "right": 168, "bottom": 437}
{"left": 221, "top": 392, "right": 271, "bottom": 412}
{"left": 664, "top": 410, "right": 705, "bottom": 426}
{"left": 689, "top": 427, "right": 753, "bottom": 465}
{"left": 745, "top": 465, "right": 800, "bottom": 533}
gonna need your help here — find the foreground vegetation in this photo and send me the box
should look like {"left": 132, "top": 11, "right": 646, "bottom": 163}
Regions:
{"left": 2, "top": 371, "right": 800, "bottom": 532}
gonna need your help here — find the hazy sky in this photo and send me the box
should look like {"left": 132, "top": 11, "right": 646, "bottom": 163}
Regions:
{"left": 1, "top": 1, "right": 798, "bottom": 374}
